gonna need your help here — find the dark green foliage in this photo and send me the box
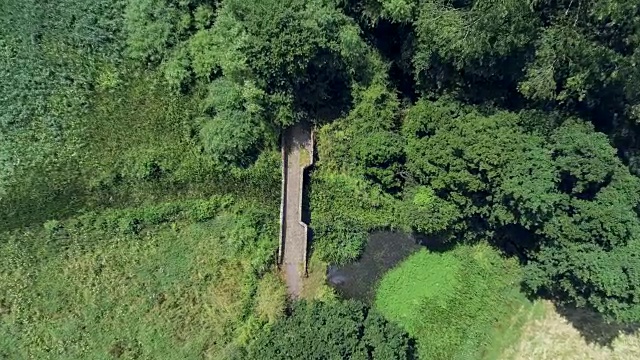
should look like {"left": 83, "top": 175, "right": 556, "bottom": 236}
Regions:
{"left": 402, "top": 100, "right": 640, "bottom": 321}
{"left": 527, "top": 122, "right": 640, "bottom": 321}
{"left": 413, "top": 0, "right": 538, "bottom": 97}
{"left": 247, "top": 300, "right": 415, "bottom": 360}
{"left": 338, "top": 0, "right": 640, "bottom": 170}
{"left": 0, "top": 0, "right": 128, "bottom": 204}
{"left": 317, "top": 82, "right": 404, "bottom": 191}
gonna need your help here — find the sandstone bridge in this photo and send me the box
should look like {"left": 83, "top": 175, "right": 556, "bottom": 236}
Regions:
{"left": 278, "top": 122, "right": 313, "bottom": 298}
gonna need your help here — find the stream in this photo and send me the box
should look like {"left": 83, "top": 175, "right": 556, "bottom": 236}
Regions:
{"left": 326, "top": 231, "right": 422, "bottom": 303}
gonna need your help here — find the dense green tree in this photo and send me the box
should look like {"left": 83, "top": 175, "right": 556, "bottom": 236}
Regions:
{"left": 413, "top": 0, "right": 538, "bottom": 99}
{"left": 246, "top": 300, "right": 415, "bottom": 360}
{"left": 528, "top": 122, "right": 640, "bottom": 322}
{"left": 318, "top": 82, "right": 404, "bottom": 191}
{"left": 402, "top": 100, "right": 640, "bottom": 321}
{"left": 122, "top": 0, "right": 387, "bottom": 166}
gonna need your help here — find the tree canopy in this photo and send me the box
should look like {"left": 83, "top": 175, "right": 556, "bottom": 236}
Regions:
{"left": 246, "top": 300, "right": 415, "bottom": 360}
{"left": 400, "top": 100, "right": 640, "bottom": 321}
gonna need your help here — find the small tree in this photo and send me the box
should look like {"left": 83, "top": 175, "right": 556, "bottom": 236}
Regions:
{"left": 247, "top": 300, "right": 415, "bottom": 359}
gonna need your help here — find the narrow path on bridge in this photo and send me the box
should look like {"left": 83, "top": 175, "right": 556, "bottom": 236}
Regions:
{"left": 280, "top": 123, "right": 312, "bottom": 298}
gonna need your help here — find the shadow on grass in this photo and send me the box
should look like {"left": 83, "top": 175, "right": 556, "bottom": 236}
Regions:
{"left": 554, "top": 304, "right": 640, "bottom": 347}
{"left": 519, "top": 282, "right": 640, "bottom": 348}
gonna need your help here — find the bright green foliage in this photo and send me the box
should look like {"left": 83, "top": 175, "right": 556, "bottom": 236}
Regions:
{"left": 375, "top": 250, "right": 461, "bottom": 330}
{"left": 376, "top": 245, "right": 527, "bottom": 360}
{"left": 0, "top": 196, "right": 281, "bottom": 359}
{"left": 198, "top": 78, "right": 275, "bottom": 167}
{"left": 199, "top": 111, "right": 266, "bottom": 167}
{"left": 254, "top": 273, "right": 287, "bottom": 324}
{"left": 246, "top": 300, "right": 415, "bottom": 360}
{"left": 228, "top": 0, "right": 346, "bottom": 92}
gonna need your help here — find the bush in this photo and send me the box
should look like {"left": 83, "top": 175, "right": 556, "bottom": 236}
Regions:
{"left": 246, "top": 300, "right": 415, "bottom": 360}
{"left": 310, "top": 172, "right": 398, "bottom": 264}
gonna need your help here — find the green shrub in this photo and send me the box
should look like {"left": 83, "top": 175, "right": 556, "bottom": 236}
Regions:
{"left": 246, "top": 300, "right": 415, "bottom": 360}
{"left": 310, "top": 172, "right": 398, "bottom": 264}
{"left": 312, "top": 224, "right": 368, "bottom": 265}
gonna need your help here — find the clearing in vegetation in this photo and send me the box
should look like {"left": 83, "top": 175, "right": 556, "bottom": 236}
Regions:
{"left": 503, "top": 301, "right": 640, "bottom": 360}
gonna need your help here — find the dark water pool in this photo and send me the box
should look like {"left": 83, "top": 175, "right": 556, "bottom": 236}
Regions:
{"left": 326, "top": 231, "right": 422, "bottom": 303}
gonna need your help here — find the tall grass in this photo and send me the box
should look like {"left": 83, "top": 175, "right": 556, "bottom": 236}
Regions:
{"left": 375, "top": 244, "right": 531, "bottom": 360}
{"left": 0, "top": 196, "right": 284, "bottom": 359}
{"left": 1, "top": 71, "right": 281, "bottom": 231}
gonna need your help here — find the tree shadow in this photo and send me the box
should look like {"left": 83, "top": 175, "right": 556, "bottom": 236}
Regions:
{"left": 412, "top": 232, "right": 457, "bottom": 253}
{"left": 326, "top": 231, "right": 422, "bottom": 303}
{"left": 301, "top": 165, "right": 312, "bottom": 226}
{"left": 553, "top": 303, "right": 640, "bottom": 347}
{"left": 293, "top": 52, "right": 353, "bottom": 124}
{"left": 0, "top": 173, "right": 90, "bottom": 231}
